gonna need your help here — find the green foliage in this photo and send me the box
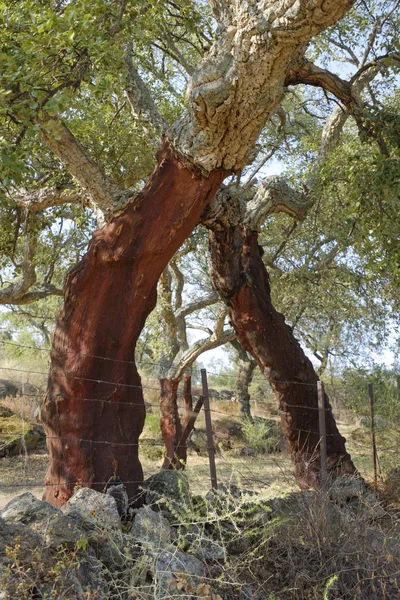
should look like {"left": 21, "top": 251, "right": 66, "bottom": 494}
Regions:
{"left": 241, "top": 417, "right": 280, "bottom": 454}
{"left": 330, "top": 364, "right": 400, "bottom": 422}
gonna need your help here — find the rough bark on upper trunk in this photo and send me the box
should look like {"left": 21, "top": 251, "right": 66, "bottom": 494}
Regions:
{"left": 170, "top": 0, "right": 355, "bottom": 173}
{"left": 209, "top": 225, "right": 356, "bottom": 489}
{"left": 41, "top": 140, "right": 225, "bottom": 506}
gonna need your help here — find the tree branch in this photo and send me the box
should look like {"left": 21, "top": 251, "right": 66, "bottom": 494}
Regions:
{"left": 12, "top": 186, "right": 88, "bottom": 213}
{"left": 175, "top": 292, "right": 219, "bottom": 320}
{"left": 124, "top": 45, "right": 167, "bottom": 133}
{"left": 39, "top": 117, "right": 132, "bottom": 223}
{"left": 0, "top": 218, "right": 64, "bottom": 305}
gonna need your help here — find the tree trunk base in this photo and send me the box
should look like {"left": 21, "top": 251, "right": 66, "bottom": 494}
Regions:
{"left": 42, "top": 139, "right": 226, "bottom": 507}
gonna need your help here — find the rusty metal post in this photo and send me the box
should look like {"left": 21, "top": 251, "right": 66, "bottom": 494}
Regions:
{"left": 201, "top": 368, "right": 218, "bottom": 490}
{"left": 368, "top": 383, "right": 378, "bottom": 488}
{"left": 317, "top": 380, "right": 327, "bottom": 484}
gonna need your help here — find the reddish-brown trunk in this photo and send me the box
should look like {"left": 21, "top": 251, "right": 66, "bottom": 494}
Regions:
{"left": 209, "top": 225, "right": 356, "bottom": 489}
{"left": 41, "top": 139, "right": 225, "bottom": 507}
{"left": 160, "top": 378, "right": 183, "bottom": 469}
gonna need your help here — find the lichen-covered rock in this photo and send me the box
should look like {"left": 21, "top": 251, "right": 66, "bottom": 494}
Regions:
{"left": 62, "top": 487, "right": 121, "bottom": 531}
{"left": 0, "top": 492, "right": 62, "bottom": 527}
{"left": 153, "top": 549, "right": 206, "bottom": 599}
{"left": 142, "top": 470, "right": 190, "bottom": 512}
{"left": 329, "top": 475, "right": 367, "bottom": 503}
{"left": 0, "top": 414, "right": 43, "bottom": 458}
{"left": 105, "top": 479, "right": 129, "bottom": 519}
{"left": 132, "top": 506, "right": 171, "bottom": 548}
{"left": 191, "top": 536, "right": 226, "bottom": 563}
{"left": 43, "top": 514, "right": 87, "bottom": 548}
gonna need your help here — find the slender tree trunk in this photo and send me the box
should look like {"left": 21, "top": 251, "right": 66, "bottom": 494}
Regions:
{"left": 237, "top": 357, "right": 257, "bottom": 420}
{"left": 176, "top": 374, "right": 193, "bottom": 464}
{"left": 41, "top": 140, "right": 225, "bottom": 507}
{"left": 160, "top": 375, "right": 194, "bottom": 468}
{"left": 182, "top": 375, "right": 193, "bottom": 431}
{"left": 209, "top": 225, "right": 356, "bottom": 489}
{"left": 160, "top": 378, "right": 182, "bottom": 469}
{"left": 231, "top": 341, "right": 256, "bottom": 420}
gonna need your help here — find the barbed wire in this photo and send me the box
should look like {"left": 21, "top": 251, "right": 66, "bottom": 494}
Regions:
{"left": 1, "top": 339, "right": 324, "bottom": 387}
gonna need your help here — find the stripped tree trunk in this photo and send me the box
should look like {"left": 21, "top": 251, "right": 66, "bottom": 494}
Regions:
{"left": 41, "top": 141, "right": 224, "bottom": 506}
{"left": 209, "top": 225, "right": 356, "bottom": 489}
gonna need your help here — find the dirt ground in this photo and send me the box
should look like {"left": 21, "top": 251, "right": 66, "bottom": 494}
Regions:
{"left": 0, "top": 397, "right": 398, "bottom": 510}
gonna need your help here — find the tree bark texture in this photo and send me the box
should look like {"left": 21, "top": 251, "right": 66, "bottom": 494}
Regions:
{"left": 236, "top": 353, "right": 257, "bottom": 420}
{"left": 160, "top": 378, "right": 182, "bottom": 469}
{"left": 209, "top": 225, "right": 356, "bottom": 489}
{"left": 160, "top": 375, "right": 195, "bottom": 468}
{"left": 41, "top": 139, "right": 225, "bottom": 507}
{"left": 182, "top": 375, "right": 193, "bottom": 432}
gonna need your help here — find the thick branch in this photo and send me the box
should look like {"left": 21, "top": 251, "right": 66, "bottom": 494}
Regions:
{"left": 285, "top": 57, "right": 354, "bottom": 107}
{"left": 175, "top": 292, "right": 219, "bottom": 320}
{"left": 168, "top": 317, "right": 235, "bottom": 380}
{"left": 39, "top": 118, "right": 132, "bottom": 223}
{"left": 12, "top": 187, "right": 88, "bottom": 213}
{"left": 124, "top": 45, "right": 167, "bottom": 133}
{"left": 0, "top": 221, "right": 64, "bottom": 305}
{"left": 245, "top": 176, "right": 313, "bottom": 229}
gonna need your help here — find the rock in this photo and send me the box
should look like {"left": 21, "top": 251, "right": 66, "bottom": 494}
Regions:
{"left": 0, "top": 417, "right": 43, "bottom": 458}
{"left": 132, "top": 506, "right": 171, "bottom": 548}
{"left": 142, "top": 470, "right": 190, "bottom": 513}
{"left": 43, "top": 514, "right": 87, "bottom": 548}
{"left": 0, "top": 515, "right": 44, "bottom": 558}
{"left": 0, "top": 380, "right": 19, "bottom": 399}
{"left": 63, "top": 487, "right": 121, "bottom": 531}
{"left": 0, "top": 505, "right": 111, "bottom": 599}
{"left": 0, "top": 406, "right": 13, "bottom": 418}
{"left": 105, "top": 477, "right": 129, "bottom": 519}
{"left": 153, "top": 549, "right": 206, "bottom": 599}
{"left": 329, "top": 475, "right": 367, "bottom": 503}
{"left": 192, "top": 536, "right": 226, "bottom": 562}
{"left": 219, "top": 389, "right": 234, "bottom": 401}
{"left": 1, "top": 492, "right": 62, "bottom": 527}
{"left": 239, "top": 584, "right": 261, "bottom": 600}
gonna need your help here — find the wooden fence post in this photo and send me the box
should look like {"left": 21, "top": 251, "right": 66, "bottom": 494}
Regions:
{"left": 368, "top": 383, "right": 378, "bottom": 488}
{"left": 317, "top": 380, "right": 328, "bottom": 485}
{"left": 201, "top": 368, "right": 218, "bottom": 490}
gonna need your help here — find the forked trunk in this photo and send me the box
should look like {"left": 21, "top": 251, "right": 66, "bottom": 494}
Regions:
{"left": 41, "top": 140, "right": 225, "bottom": 507}
{"left": 209, "top": 225, "right": 356, "bottom": 489}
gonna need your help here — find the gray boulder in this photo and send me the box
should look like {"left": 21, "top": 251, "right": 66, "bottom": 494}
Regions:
{"left": 132, "top": 505, "right": 172, "bottom": 548}
{"left": 1, "top": 492, "right": 62, "bottom": 527}
{"left": 329, "top": 475, "right": 367, "bottom": 503}
{"left": 153, "top": 549, "right": 206, "bottom": 599}
{"left": 142, "top": 470, "right": 190, "bottom": 514}
{"left": 62, "top": 487, "right": 121, "bottom": 531}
